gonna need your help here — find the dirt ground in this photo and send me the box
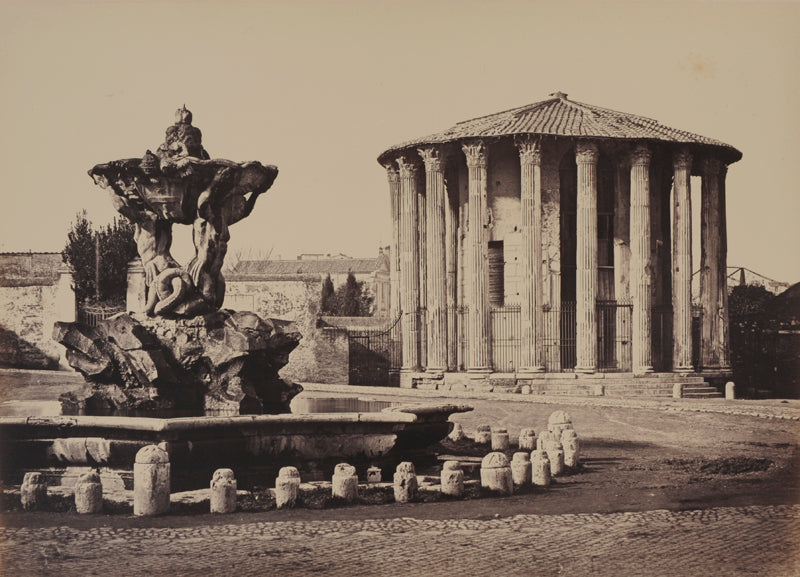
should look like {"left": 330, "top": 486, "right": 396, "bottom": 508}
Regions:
{"left": 2, "top": 390, "right": 798, "bottom": 529}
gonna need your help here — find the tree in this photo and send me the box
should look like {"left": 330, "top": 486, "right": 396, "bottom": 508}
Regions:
{"left": 320, "top": 274, "right": 335, "bottom": 314}
{"left": 320, "top": 272, "right": 374, "bottom": 317}
{"left": 62, "top": 212, "right": 138, "bottom": 305}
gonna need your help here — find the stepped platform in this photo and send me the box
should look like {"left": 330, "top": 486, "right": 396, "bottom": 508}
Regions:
{"left": 405, "top": 371, "right": 723, "bottom": 399}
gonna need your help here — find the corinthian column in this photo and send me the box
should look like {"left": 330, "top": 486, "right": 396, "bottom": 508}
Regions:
{"left": 397, "top": 155, "right": 421, "bottom": 371}
{"left": 672, "top": 149, "right": 693, "bottom": 372}
{"left": 384, "top": 162, "right": 401, "bottom": 323}
{"left": 517, "top": 137, "right": 545, "bottom": 373}
{"left": 700, "top": 158, "right": 721, "bottom": 371}
{"left": 417, "top": 170, "right": 428, "bottom": 369}
{"left": 719, "top": 164, "right": 730, "bottom": 371}
{"left": 575, "top": 141, "right": 599, "bottom": 373}
{"left": 445, "top": 166, "right": 458, "bottom": 371}
{"left": 630, "top": 144, "right": 653, "bottom": 374}
{"left": 462, "top": 141, "right": 492, "bottom": 374}
{"left": 419, "top": 146, "right": 448, "bottom": 373}
{"left": 614, "top": 156, "right": 632, "bottom": 371}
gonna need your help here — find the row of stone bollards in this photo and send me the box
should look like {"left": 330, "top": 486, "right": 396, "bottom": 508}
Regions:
{"left": 18, "top": 410, "right": 583, "bottom": 515}
{"left": 455, "top": 410, "right": 583, "bottom": 495}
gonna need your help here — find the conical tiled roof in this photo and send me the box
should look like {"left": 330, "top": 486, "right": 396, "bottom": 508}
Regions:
{"left": 378, "top": 93, "right": 741, "bottom": 164}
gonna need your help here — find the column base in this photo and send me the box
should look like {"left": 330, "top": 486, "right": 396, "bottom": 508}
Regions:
{"left": 574, "top": 366, "right": 597, "bottom": 375}
{"left": 467, "top": 368, "right": 492, "bottom": 379}
{"left": 517, "top": 366, "right": 545, "bottom": 378}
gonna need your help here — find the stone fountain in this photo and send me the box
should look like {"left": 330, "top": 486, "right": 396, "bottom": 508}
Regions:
{"left": 1, "top": 108, "right": 470, "bottom": 490}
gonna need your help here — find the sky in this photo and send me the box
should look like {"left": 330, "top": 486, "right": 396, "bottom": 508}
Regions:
{"left": 1, "top": 0, "right": 798, "bottom": 283}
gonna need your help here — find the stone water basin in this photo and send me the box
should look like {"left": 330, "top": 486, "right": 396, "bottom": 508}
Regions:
{"left": 0, "top": 396, "right": 472, "bottom": 490}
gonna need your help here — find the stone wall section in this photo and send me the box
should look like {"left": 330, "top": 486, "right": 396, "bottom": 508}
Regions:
{"left": 0, "top": 284, "right": 63, "bottom": 369}
{"left": 224, "top": 274, "right": 348, "bottom": 384}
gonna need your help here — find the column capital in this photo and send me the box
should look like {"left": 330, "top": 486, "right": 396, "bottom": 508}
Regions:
{"left": 462, "top": 141, "right": 488, "bottom": 168}
{"left": 630, "top": 144, "right": 652, "bottom": 166}
{"left": 673, "top": 148, "right": 693, "bottom": 171}
{"left": 418, "top": 146, "right": 447, "bottom": 172}
{"left": 575, "top": 141, "right": 599, "bottom": 165}
{"left": 516, "top": 137, "right": 542, "bottom": 165}
{"left": 396, "top": 155, "right": 421, "bottom": 178}
{"left": 702, "top": 157, "right": 722, "bottom": 175}
{"left": 383, "top": 160, "right": 400, "bottom": 183}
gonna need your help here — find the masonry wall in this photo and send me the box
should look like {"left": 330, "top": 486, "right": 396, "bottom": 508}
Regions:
{"left": 0, "top": 284, "right": 63, "bottom": 369}
{"left": 224, "top": 274, "right": 348, "bottom": 384}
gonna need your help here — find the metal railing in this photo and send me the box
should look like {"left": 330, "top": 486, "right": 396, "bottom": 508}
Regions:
{"left": 78, "top": 303, "right": 125, "bottom": 327}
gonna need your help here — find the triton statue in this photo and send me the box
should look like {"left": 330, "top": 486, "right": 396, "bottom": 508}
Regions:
{"left": 89, "top": 106, "right": 278, "bottom": 318}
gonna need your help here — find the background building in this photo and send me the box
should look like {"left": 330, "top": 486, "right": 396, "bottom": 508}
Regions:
{"left": 378, "top": 92, "right": 741, "bottom": 390}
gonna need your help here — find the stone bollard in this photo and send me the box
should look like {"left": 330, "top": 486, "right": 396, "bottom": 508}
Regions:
{"left": 474, "top": 424, "right": 491, "bottom": 445}
{"left": 480, "top": 452, "right": 513, "bottom": 495}
{"left": 367, "top": 466, "right": 382, "bottom": 484}
{"left": 440, "top": 461, "right": 464, "bottom": 497}
{"left": 726, "top": 381, "right": 736, "bottom": 400}
{"left": 511, "top": 452, "right": 532, "bottom": 487}
{"left": 275, "top": 467, "right": 301, "bottom": 509}
{"left": 537, "top": 430, "right": 556, "bottom": 453}
{"left": 133, "top": 445, "right": 170, "bottom": 516}
{"left": 673, "top": 383, "right": 683, "bottom": 399}
{"left": 547, "top": 410, "right": 573, "bottom": 438}
{"left": 74, "top": 471, "right": 103, "bottom": 514}
{"left": 563, "top": 436, "right": 580, "bottom": 469}
{"left": 491, "top": 427, "right": 510, "bottom": 451}
{"left": 21, "top": 472, "right": 48, "bottom": 511}
{"left": 448, "top": 422, "right": 465, "bottom": 442}
{"left": 547, "top": 442, "right": 565, "bottom": 477}
{"left": 518, "top": 428, "right": 537, "bottom": 451}
{"left": 531, "top": 450, "right": 551, "bottom": 487}
{"left": 393, "top": 462, "right": 418, "bottom": 503}
{"left": 520, "top": 384, "right": 532, "bottom": 395}
{"left": 331, "top": 463, "right": 358, "bottom": 502}
{"left": 210, "top": 468, "right": 237, "bottom": 514}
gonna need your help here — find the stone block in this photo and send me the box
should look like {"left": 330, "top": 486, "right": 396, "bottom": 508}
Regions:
{"left": 480, "top": 452, "right": 513, "bottom": 495}
{"left": 440, "top": 461, "right": 464, "bottom": 497}
{"left": 511, "top": 452, "right": 532, "bottom": 487}
{"left": 393, "top": 462, "right": 418, "bottom": 503}
{"left": 673, "top": 383, "right": 683, "bottom": 399}
{"left": 518, "top": 428, "right": 537, "bottom": 451}
{"left": 210, "top": 468, "right": 237, "bottom": 514}
{"left": 74, "top": 472, "right": 103, "bottom": 514}
{"left": 133, "top": 445, "right": 170, "bottom": 516}
{"left": 532, "top": 450, "right": 551, "bottom": 486}
{"left": 331, "top": 463, "right": 358, "bottom": 502}
{"left": 474, "top": 424, "right": 491, "bottom": 445}
{"left": 491, "top": 427, "right": 510, "bottom": 451}
{"left": 275, "top": 466, "right": 301, "bottom": 509}
{"left": 726, "top": 381, "right": 736, "bottom": 400}
{"left": 21, "top": 472, "right": 48, "bottom": 511}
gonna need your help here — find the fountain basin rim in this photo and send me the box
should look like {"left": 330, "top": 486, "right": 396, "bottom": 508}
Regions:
{"left": 0, "top": 412, "right": 419, "bottom": 433}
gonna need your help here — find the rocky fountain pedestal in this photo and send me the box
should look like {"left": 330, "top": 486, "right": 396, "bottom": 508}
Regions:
{"left": 55, "top": 310, "right": 302, "bottom": 415}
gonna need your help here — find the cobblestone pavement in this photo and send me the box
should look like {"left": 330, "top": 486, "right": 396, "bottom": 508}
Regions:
{"left": 2, "top": 504, "right": 799, "bottom": 577}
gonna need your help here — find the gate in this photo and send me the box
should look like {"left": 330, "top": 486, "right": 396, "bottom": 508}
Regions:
{"left": 346, "top": 315, "right": 401, "bottom": 387}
